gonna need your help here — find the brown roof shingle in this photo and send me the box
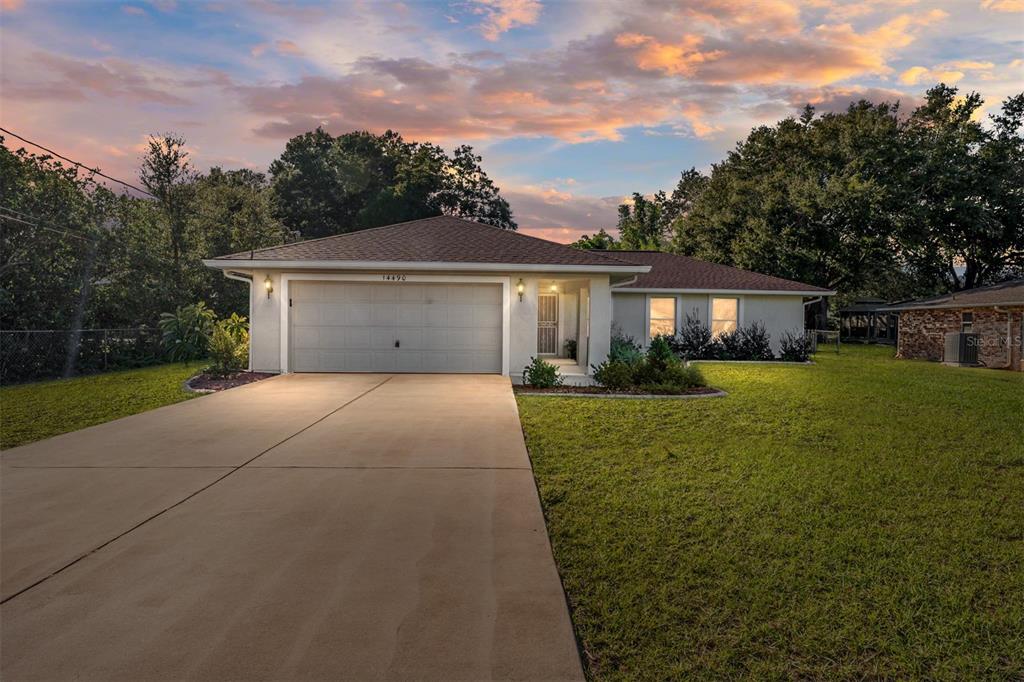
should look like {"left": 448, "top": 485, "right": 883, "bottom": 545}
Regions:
{"left": 607, "top": 251, "right": 831, "bottom": 293}
{"left": 211, "top": 216, "right": 640, "bottom": 268}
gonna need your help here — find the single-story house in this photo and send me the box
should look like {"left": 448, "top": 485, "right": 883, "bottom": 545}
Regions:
{"left": 887, "top": 279, "right": 1024, "bottom": 371}
{"left": 203, "top": 216, "right": 833, "bottom": 381}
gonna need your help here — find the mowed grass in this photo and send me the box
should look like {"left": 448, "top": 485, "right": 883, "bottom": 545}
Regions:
{"left": 0, "top": 362, "right": 204, "bottom": 449}
{"left": 517, "top": 345, "right": 1024, "bottom": 680}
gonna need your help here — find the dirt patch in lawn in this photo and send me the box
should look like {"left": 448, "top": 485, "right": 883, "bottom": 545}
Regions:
{"left": 515, "top": 385, "right": 720, "bottom": 397}
{"left": 186, "top": 371, "right": 275, "bottom": 393}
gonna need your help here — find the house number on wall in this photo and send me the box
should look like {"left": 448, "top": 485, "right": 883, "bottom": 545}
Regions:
{"left": 381, "top": 274, "right": 407, "bottom": 281}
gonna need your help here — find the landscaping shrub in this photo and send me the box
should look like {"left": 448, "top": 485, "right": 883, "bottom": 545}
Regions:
{"left": 593, "top": 336, "right": 707, "bottom": 393}
{"left": 207, "top": 316, "right": 249, "bottom": 376}
{"left": 563, "top": 338, "right": 577, "bottom": 361}
{"left": 522, "top": 356, "right": 563, "bottom": 388}
{"left": 779, "top": 329, "right": 812, "bottom": 362}
{"left": 736, "top": 322, "right": 774, "bottom": 360}
{"left": 158, "top": 302, "right": 215, "bottom": 361}
{"left": 716, "top": 328, "right": 745, "bottom": 360}
{"left": 609, "top": 325, "right": 643, "bottom": 364}
{"left": 670, "top": 312, "right": 719, "bottom": 360}
{"left": 592, "top": 359, "right": 634, "bottom": 390}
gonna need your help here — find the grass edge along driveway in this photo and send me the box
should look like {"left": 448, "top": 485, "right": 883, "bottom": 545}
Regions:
{"left": 1, "top": 362, "right": 204, "bottom": 449}
{"left": 517, "top": 345, "right": 1024, "bottom": 681}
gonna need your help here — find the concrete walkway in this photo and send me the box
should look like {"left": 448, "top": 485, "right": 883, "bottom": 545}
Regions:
{"left": 1, "top": 374, "right": 583, "bottom": 681}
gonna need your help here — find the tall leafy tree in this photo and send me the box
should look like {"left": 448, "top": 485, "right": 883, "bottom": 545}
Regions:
{"left": 616, "top": 192, "right": 665, "bottom": 249}
{"left": 571, "top": 228, "right": 618, "bottom": 250}
{"left": 902, "top": 86, "right": 1024, "bottom": 289}
{"left": 139, "top": 134, "right": 196, "bottom": 287}
{"left": 269, "top": 128, "right": 515, "bottom": 239}
{"left": 672, "top": 100, "right": 913, "bottom": 296}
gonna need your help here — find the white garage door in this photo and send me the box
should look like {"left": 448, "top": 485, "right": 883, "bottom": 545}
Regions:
{"left": 289, "top": 281, "right": 503, "bottom": 373}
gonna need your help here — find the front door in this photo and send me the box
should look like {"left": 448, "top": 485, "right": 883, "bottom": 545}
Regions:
{"left": 537, "top": 293, "right": 558, "bottom": 355}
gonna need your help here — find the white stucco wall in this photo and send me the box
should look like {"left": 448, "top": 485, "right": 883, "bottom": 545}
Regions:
{"left": 610, "top": 291, "right": 807, "bottom": 355}
{"left": 225, "top": 268, "right": 613, "bottom": 376}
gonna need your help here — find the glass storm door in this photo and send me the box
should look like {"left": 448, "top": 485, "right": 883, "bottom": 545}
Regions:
{"left": 537, "top": 294, "right": 558, "bottom": 354}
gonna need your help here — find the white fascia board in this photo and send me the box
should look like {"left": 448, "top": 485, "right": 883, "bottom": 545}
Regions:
{"left": 202, "top": 259, "right": 649, "bottom": 275}
{"left": 611, "top": 287, "right": 836, "bottom": 297}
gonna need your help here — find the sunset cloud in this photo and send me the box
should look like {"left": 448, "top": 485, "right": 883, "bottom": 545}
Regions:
{"left": 1, "top": 0, "right": 1019, "bottom": 241}
{"left": 471, "top": 0, "right": 542, "bottom": 41}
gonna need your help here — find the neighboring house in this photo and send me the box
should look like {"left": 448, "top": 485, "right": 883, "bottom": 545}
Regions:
{"left": 203, "top": 217, "right": 833, "bottom": 381}
{"left": 887, "top": 279, "right": 1024, "bottom": 371}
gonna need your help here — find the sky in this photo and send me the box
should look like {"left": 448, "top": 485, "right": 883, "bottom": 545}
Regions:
{"left": 1, "top": 0, "right": 1022, "bottom": 242}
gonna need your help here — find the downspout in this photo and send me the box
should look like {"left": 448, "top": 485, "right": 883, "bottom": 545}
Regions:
{"left": 994, "top": 306, "right": 1013, "bottom": 369}
{"left": 223, "top": 270, "right": 254, "bottom": 371}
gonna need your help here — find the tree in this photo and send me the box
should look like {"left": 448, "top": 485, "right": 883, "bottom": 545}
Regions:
{"left": 139, "top": 134, "right": 196, "bottom": 287}
{"left": 189, "top": 168, "right": 293, "bottom": 316}
{"left": 0, "top": 140, "right": 107, "bottom": 331}
{"left": 902, "top": 86, "right": 1024, "bottom": 289}
{"left": 571, "top": 228, "right": 618, "bottom": 250}
{"left": 671, "top": 100, "right": 913, "bottom": 296}
{"left": 616, "top": 192, "right": 665, "bottom": 249}
{"left": 269, "top": 128, "right": 515, "bottom": 239}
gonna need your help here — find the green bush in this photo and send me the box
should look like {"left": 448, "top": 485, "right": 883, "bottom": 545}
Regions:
{"left": 523, "top": 356, "right": 563, "bottom": 388}
{"left": 736, "top": 322, "right": 774, "bottom": 360}
{"left": 610, "top": 326, "right": 643, "bottom": 364}
{"left": 592, "top": 359, "right": 635, "bottom": 390}
{"left": 207, "top": 316, "right": 249, "bottom": 376}
{"left": 780, "top": 329, "right": 812, "bottom": 361}
{"left": 593, "top": 339, "right": 706, "bottom": 393}
{"left": 158, "top": 302, "right": 215, "bottom": 361}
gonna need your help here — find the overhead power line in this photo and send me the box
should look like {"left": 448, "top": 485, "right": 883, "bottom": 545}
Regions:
{"left": 0, "top": 206, "right": 94, "bottom": 243}
{"left": 0, "top": 126, "right": 157, "bottom": 199}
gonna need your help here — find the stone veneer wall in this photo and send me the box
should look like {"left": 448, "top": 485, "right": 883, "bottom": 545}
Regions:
{"left": 897, "top": 306, "right": 1024, "bottom": 370}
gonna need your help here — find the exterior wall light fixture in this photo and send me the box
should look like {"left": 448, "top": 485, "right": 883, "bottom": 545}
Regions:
{"left": 265, "top": 275, "right": 273, "bottom": 299}
{"left": 516, "top": 278, "right": 525, "bottom": 302}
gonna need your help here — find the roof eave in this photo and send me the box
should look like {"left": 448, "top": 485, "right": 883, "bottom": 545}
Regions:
{"left": 202, "top": 259, "right": 651, "bottom": 274}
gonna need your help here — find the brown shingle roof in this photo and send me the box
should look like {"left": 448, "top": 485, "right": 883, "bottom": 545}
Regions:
{"left": 887, "top": 279, "right": 1024, "bottom": 310}
{"left": 607, "top": 251, "right": 832, "bottom": 293}
{"left": 211, "top": 216, "right": 640, "bottom": 268}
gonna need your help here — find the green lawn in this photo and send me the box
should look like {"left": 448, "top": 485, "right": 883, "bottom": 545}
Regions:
{"left": 517, "top": 345, "right": 1024, "bottom": 681}
{"left": 0, "top": 362, "right": 204, "bottom": 449}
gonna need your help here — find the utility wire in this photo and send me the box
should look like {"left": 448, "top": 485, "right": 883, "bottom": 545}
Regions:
{"left": 0, "top": 207, "right": 94, "bottom": 242}
{"left": 0, "top": 126, "right": 157, "bottom": 199}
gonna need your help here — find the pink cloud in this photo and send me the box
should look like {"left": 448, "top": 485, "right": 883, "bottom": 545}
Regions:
{"left": 471, "top": 0, "right": 542, "bottom": 41}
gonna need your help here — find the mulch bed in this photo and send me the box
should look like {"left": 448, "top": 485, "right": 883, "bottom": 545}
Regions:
{"left": 186, "top": 371, "right": 276, "bottom": 393}
{"left": 514, "top": 385, "right": 720, "bottom": 396}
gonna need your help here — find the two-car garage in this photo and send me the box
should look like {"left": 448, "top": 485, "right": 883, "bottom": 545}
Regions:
{"left": 288, "top": 280, "right": 504, "bottom": 374}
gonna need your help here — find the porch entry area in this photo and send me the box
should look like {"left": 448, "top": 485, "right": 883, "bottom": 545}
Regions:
{"left": 535, "top": 279, "right": 590, "bottom": 380}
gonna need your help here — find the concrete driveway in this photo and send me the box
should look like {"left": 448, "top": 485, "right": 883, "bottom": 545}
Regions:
{"left": 1, "top": 374, "right": 583, "bottom": 681}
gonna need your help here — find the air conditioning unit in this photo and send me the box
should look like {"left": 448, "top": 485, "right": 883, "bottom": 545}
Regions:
{"left": 944, "top": 332, "right": 980, "bottom": 366}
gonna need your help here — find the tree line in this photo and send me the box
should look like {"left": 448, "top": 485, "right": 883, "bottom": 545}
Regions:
{"left": 0, "top": 129, "right": 515, "bottom": 331}
{"left": 576, "top": 85, "right": 1024, "bottom": 301}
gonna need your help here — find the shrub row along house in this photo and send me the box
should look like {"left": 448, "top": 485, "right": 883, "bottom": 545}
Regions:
{"left": 204, "top": 217, "right": 833, "bottom": 382}
{"left": 889, "top": 279, "right": 1024, "bottom": 371}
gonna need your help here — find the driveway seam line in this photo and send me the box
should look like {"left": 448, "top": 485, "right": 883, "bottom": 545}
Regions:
{"left": 0, "top": 375, "right": 394, "bottom": 606}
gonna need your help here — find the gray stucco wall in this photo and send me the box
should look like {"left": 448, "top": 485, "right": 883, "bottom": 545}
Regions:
{"left": 610, "top": 291, "right": 807, "bottom": 355}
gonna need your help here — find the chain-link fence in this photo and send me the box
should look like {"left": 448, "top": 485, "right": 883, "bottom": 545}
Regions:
{"left": 0, "top": 328, "right": 164, "bottom": 385}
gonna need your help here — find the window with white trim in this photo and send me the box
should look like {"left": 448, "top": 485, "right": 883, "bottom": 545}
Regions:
{"left": 961, "top": 311, "right": 973, "bottom": 333}
{"left": 649, "top": 297, "right": 676, "bottom": 338}
{"left": 711, "top": 297, "right": 739, "bottom": 337}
